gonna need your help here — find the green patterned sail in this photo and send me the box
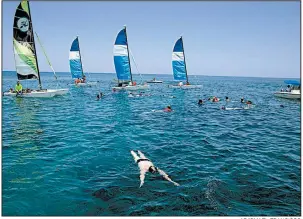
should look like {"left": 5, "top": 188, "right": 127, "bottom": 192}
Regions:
{"left": 13, "top": 0, "right": 40, "bottom": 82}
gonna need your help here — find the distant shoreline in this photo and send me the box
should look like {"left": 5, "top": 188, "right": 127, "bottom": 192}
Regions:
{"left": 2, "top": 70, "right": 300, "bottom": 80}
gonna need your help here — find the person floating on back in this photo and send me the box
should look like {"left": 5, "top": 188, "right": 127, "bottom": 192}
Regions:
{"left": 15, "top": 81, "right": 22, "bottom": 95}
{"left": 130, "top": 150, "right": 180, "bottom": 188}
{"left": 163, "top": 105, "right": 172, "bottom": 112}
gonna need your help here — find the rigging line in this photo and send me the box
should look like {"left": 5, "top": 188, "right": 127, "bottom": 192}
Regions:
{"left": 81, "top": 63, "right": 92, "bottom": 80}
{"left": 128, "top": 49, "right": 143, "bottom": 84}
{"left": 34, "top": 32, "right": 57, "bottom": 80}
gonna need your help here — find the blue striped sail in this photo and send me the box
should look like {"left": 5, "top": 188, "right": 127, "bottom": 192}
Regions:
{"left": 172, "top": 37, "right": 187, "bottom": 81}
{"left": 69, "top": 37, "right": 83, "bottom": 79}
{"left": 113, "top": 28, "right": 131, "bottom": 81}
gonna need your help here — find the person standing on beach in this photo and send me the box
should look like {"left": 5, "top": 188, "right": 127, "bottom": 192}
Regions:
{"left": 130, "top": 150, "right": 180, "bottom": 188}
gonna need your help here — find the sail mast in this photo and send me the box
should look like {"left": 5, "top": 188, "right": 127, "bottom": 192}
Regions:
{"left": 124, "top": 26, "right": 133, "bottom": 82}
{"left": 180, "top": 36, "right": 188, "bottom": 84}
{"left": 77, "top": 36, "right": 84, "bottom": 77}
{"left": 27, "top": 0, "right": 42, "bottom": 90}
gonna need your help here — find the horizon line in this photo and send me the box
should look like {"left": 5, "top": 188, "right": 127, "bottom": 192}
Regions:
{"left": 2, "top": 70, "right": 300, "bottom": 79}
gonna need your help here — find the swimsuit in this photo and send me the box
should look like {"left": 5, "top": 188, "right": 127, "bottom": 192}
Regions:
{"left": 136, "top": 158, "right": 150, "bottom": 163}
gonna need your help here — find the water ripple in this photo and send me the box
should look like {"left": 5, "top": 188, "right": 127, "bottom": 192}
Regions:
{"left": 2, "top": 72, "right": 300, "bottom": 216}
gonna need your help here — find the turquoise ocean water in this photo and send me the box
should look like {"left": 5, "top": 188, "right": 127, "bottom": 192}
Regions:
{"left": 2, "top": 71, "right": 301, "bottom": 216}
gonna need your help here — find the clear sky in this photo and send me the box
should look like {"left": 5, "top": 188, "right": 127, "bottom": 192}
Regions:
{"left": 3, "top": 1, "right": 300, "bottom": 78}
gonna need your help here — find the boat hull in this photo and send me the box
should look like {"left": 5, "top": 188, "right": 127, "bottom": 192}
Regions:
{"left": 3, "top": 89, "right": 69, "bottom": 98}
{"left": 274, "top": 92, "right": 300, "bottom": 99}
{"left": 112, "top": 84, "right": 150, "bottom": 91}
{"left": 168, "top": 85, "right": 203, "bottom": 89}
{"left": 146, "top": 81, "right": 163, "bottom": 84}
{"left": 74, "top": 82, "right": 98, "bottom": 87}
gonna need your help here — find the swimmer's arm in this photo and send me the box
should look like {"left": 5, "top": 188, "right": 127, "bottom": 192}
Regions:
{"left": 157, "top": 168, "right": 180, "bottom": 186}
{"left": 139, "top": 170, "right": 146, "bottom": 188}
{"left": 130, "top": 151, "right": 139, "bottom": 162}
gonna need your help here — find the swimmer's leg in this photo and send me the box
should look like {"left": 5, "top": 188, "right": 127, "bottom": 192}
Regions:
{"left": 138, "top": 150, "right": 148, "bottom": 159}
{"left": 131, "top": 150, "right": 140, "bottom": 162}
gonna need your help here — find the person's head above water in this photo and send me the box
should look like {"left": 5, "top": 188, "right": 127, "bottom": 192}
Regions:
{"left": 226, "top": 96, "right": 229, "bottom": 99}
{"left": 164, "top": 105, "right": 172, "bottom": 112}
{"left": 198, "top": 99, "right": 203, "bottom": 104}
{"left": 149, "top": 166, "right": 157, "bottom": 174}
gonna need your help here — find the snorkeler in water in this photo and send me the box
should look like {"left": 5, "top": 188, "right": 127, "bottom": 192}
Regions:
{"left": 130, "top": 150, "right": 180, "bottom": 188}
{"left": 163, "top": 105, "right": 172, "bottom": 112}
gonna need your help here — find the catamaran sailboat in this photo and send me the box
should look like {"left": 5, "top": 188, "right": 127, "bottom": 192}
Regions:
{"left": 168, "top": 36, "right": 202, "bottom": 89}
{"left": 112, "top": 26, "right": 149, "bottom": 91}
{"left": 4, "top": 0, "right": 68, "bottom": 97}
{"left": 69, "top": 36, "right": 97, "bottom": 87}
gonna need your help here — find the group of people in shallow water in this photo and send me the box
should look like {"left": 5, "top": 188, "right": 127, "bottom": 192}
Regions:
{"left": 74, "top": 75, "right": 86, "bottom": 84}
{"left": 96, "top": 89, "right": 256, "bottom": 112}
{"left": 198, "top": 96, "right": 253, "bottom": 106}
